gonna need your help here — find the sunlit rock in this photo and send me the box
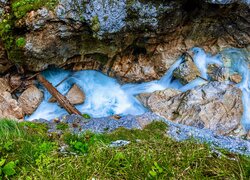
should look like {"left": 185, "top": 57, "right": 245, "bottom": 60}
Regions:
{"left": 0, "top": 91, "right": 23, "bottom": 119}
{"left": 18, "top": 86, "right": 43, "bottom": 115}
{"left": 65, "top": 84, "right": 85, "bottom": 105}
{"left": 138, "top": 82, "right": 244, "bottom": 137}
{"left": 49, "top": 84, "right": 85, "bottom": 105}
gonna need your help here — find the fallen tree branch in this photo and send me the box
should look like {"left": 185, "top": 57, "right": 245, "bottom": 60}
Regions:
{"left": 37, "top": 74, "right": 81, "bottom": 115}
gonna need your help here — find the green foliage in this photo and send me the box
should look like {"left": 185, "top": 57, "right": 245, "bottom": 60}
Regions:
{"left": 149, "top": 162, "right": 163, "bottom": 178}
{"left": 91, "top": 15, "right": 100, "bottom": 32}
{"left": 82, "top": 113, "right": 91, "bottom": 119}
{"left": 0, "top": 0, "right": 58, "bottom": 64}
{"left": 12, "top": 0, "right": 58, "bottom": 19}
{"left": 0, "top": 158, "right": 18, "bottom": 178}
{"left": 0, "top": 119, "right": 250, "bottom": 179}
{"left": 0, "top": 16, "right": 14, "bottom": 50}
{"left": 56, "top": 122, "right": 69, "bottom": 131}
{"left": 65, "top": 131, "right": 103, "bottom": 154}
{"left": 16, "top": 37, "right": 26, "bottom": 47}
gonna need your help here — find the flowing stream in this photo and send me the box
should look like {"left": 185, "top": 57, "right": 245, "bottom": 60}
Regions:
{"left": 26, "top": 48, "right": 250, "bottom": 130}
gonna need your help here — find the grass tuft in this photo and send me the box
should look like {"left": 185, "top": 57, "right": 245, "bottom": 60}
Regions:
{"left": 0, "top": 119, "right": 249, "bottom": 179}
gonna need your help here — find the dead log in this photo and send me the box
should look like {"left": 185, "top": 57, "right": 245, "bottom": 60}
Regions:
{"left": 37, "top": 74, "right": 81, "bottom": 115}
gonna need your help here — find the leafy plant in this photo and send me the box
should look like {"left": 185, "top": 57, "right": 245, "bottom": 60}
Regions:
{"left": 0, "top": 159, "right": 18, "bottom": 178}
{"left": 148, "top": 162, "right": 163, "bottom": 178}
{"left": 82, "top": 113, "right": 91, "bottom": 119}
{"left": 16, "top": 37, "right": 26, "bottom": 47}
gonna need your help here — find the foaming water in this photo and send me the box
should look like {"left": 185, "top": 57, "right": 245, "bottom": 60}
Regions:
{"left": 27, "top": 70, "right": 147, "bottom": 120}
{"left": 27, "top": 47, "right": 250, "bottom": 132}
{"left": 192, "top": 47, "right": 223, "bottom": 80}
{"left": 221, "top": 49, "right": 250, "bottom": 130}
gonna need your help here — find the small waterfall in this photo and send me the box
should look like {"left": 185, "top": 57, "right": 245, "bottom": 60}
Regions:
{"left": 27, "top": 47, "right": 250, "bottom": 132}
{"left": 191, "top": 47, "right": 223, "bottom": 80}
{"left": 221, "top": 49, "right": 250, "bottom": 130}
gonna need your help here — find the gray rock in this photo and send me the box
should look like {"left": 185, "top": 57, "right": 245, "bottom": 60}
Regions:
{"left": 205, "top": 0, "right": 250, "bottom": 5}
{"left": 109, "top": 140, "right": 130, "bottom": 148}
{"left": 34, "top": 112, "right": 250, "bottom": 155}
{"left": 138, "top": 82, "right": 244, "bottom": 137}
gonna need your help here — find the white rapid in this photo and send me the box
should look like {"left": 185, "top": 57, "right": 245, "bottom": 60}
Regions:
{"left": 27, "top": 47, "right": 250, "bottom": 132}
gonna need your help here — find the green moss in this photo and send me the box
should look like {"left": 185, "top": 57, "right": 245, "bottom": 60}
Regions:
{"left": 0, "top": 0, "right": 59, "bottom": 65}
{"left": 15, "top": 37, "right": 26, "bottom": 47}
{"left": 11, "top": 0, "right": 58, "bottom": 19}
{"left": 91, "top": 15, "right": 100, "bottom": 33}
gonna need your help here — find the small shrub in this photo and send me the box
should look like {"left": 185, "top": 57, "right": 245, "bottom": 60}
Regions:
{"left": 16, "top": 37, "right": 26, "bottom": 47}
{"left": 0, "top": 159, "right": 18, "bottom": 178}
{"left": 82, "top": 113, "right": 91, "bottom": 119}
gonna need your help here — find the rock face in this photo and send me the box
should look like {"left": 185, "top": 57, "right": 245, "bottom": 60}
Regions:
{"left": 0, "top": 0, "right": 249, "bottom": 82}
{"left": 0, "top": 41, "right": 12, "bottom": 74}
{"left": 18, "top": 86, "right": 43, "bottom": 115}
{"left": 138, "top": 82, "right": 244, "bottom": 136}
{"left": 0, "top": 78, "right": 10, "bottom": 92}
{"left": 0, "top": 91, "right": 23, "bottom": 119}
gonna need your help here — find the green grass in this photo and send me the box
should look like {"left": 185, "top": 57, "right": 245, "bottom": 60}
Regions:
{"left": 0, "top": 119, "right": 250, "bottom": 179}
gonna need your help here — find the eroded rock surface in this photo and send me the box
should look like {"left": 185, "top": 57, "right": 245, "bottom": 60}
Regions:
{"left": 138, "top": 82, "right": 244, "bottom": 136}
{"left": 65, "top": 84, "right": 85, "bottom": 105}
{"left": 173, "top": 53, "right": 201, "bottom": 84}
{"left": 0, "top": 91, "right": 23, "bottom": 119}
{"left": 0, "top": 78, "right": 10, "bottom": 92}
{"left": 18, "top": 85, "right": 43, "bottom": 115}
{"left": 0, "top": 0, "right": 248, "bottom": 82}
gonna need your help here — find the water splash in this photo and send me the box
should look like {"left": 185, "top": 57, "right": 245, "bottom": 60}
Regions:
{"left": 191, "top": 47, "right": 223, "bottom": 80}
{"left": 220, "top": 48, "right": 250, "bottom": 131}
{"left": 27, "top": 47, "right": 250, "bottom": 132}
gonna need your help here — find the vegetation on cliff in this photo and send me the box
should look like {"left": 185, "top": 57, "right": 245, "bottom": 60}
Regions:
{"left": 0, "top": 0, "right": 58, "bottom": 64}
{"left": 0, "top": 119, "right": 250, "bottom": 179}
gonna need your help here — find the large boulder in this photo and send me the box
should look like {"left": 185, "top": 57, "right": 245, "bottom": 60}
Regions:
{"left": 18, "top": 86, "right": 43, "bottom": 115}
{"left": 0, "top": 91, "right": 23, "bottom": 119}
{"left": 65, "top": 84, "right": 85, "bottom": 105}
{"left": 49, "top": 84, "right": 85, "bottom": 105}
{"left": 137, "top": 82, "right": 244, "bottom": 136}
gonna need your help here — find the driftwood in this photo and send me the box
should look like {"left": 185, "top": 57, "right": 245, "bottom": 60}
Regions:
{"left": 37, "top": 74, "right": 81, "bottom": 115}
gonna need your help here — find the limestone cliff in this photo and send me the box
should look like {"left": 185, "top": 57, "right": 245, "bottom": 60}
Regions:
{"left": 0, "top": 0, "right": 249, "bottom": 82}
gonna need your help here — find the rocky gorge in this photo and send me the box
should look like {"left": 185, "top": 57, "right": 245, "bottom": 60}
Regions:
{"left": 0, "top": 0, "right": 250, "bottom": 155}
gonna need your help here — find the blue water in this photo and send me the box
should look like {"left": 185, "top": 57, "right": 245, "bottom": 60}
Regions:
{"left": 26, "top": 48, "right": 250, "bottom": 131}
